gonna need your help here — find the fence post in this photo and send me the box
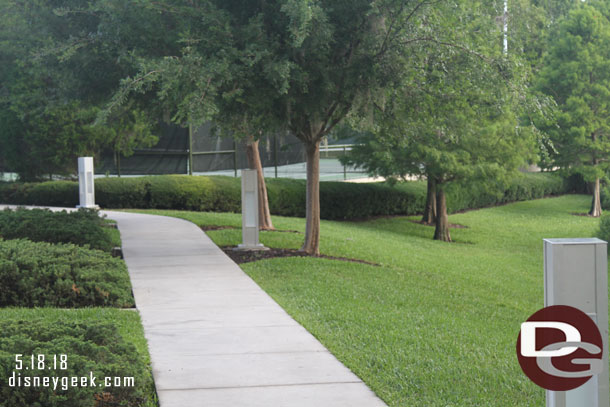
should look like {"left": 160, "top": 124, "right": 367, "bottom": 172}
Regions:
{"left": 343, "top": 146, "right": 347, "bottom": 180}
{"left": 188, "top": 124, "right": 193, "bottom": 175}
{"left": 274, "top": 134, "right": 278, "bottom": 178}
{"left": 233, "top": 140, "right": 238, "bottom": 177}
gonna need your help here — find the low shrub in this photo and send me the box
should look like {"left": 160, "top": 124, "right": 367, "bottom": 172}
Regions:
{"left": 0, "top": 181, "right": 78, "bottom": 207}
{"left": 446, "top": 172, "right": 568, "bottom": 213}
{"left": 597, "top": 214, "right": 610, "bottom": 246}
{"left": 601, "top": 187, "right": 610, "bottom": 211}
{"left": 0, "top": 318, "right": 154, "bottom": 407}
{"left": 0, "top": 172, "right": 571, "bottom": 220}
{"left": 0, "top": 208, "right": 114, "bottom": 252}
{"left": 0, "top": 239, "right": 134, "bottom": 308}
{"left": 95, "top": 177, "right": 150, "bottom": 209}
{"left": 147, "top": 175, "right": 241, "bottom": 212}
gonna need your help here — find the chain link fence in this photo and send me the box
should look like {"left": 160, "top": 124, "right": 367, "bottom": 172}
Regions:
{"left": 95, "top": 124, "right": 367, "bottom": 181}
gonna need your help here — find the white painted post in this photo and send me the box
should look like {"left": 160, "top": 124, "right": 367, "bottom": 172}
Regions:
{"left": 237, "top": 169, "right": 267, "bottom": 251}
{"left": 544, "top": 238, "right": 609, "bottom": 407}
{"left": 77, "top": 157, "right": 98, "bottom": 209}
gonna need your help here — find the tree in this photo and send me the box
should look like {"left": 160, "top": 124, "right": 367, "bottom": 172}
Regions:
{"left": 104, "top": 0, "right": 437, "bottom": 251}
{"left": 0, "top": 0, "right": 167, "bottom": 180}
{"left": 98, "top": 1, "right": 279, "bottom": 230}
{"left": 202, "top": 0, "right": 447, "bottom": 254}
{"left": 343, "top": 5, "right": 536, "bottom": 241}
{"left": 536, "top": 3, "right": 610, "bottom": 217}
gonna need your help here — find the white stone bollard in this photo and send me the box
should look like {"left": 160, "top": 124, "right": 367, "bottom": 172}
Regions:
{"left": 77, "top": 157, "right": 98, "bottom": 209}
{"left": 236, "top": 169, "right": 267, "bottom": 251}
{"left": 544, "top": 238, "right": 609, "bottom": 407}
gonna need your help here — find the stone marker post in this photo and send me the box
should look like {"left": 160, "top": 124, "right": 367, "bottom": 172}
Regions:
{"left": 544, "top": 238, "right": 609, "bottom": 407}
{"left": 237, "top": 169, "right": 267, "bottom": 251}
{"left": 77, "top": 157, "right": 98, "bottom": 209}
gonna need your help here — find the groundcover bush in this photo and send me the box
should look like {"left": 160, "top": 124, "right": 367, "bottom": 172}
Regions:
{"left": 597, "top": 214, "right": 610, "bottom": 245}
{"left": 0, "top": 208, "right": 114, "bottom": 252}
{"left": 0, "top": 318, "right": 153, "bottom": 407}
{"left": 0, "top": 172, "right": 569, "bottom": 219}
{"left": 0, "top": 239, "right": 134, "bottom": 308}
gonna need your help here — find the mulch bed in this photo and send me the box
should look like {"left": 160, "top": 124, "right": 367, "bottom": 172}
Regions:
{"left": 410, "top": 220, "right": 469, "bottom": 229}
{"left": 202, "top": 225, "right": 301, "bottom": 233}
{"left": 221, "top": 246, "right": 379, "bottom": 266}
{"left": 201, "top": 225, "right": 237, "bottom": 231}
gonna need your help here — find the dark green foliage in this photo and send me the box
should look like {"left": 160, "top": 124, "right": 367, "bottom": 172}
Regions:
{"left": 446, "top": 172, "right": 567, "bottom": 213}
{"left": 147, "top": 175, "right": 241, "bottom": 212}
{"left": 597, "top": 214, "right": 610, "bottom": 246}
{"left": 597, "top": 214, "right": 610, "bottom": 242}
{"left": 600, "top": 187, "right": 610, "bottom": 210}
{"left": 0, "top": 318, "right": 153, "bottom": 407}
{"left": 95, "top": 177, "right": 149, "bottom": 209}
{"left": 0, "top": 181, "right": 79, "bottom": 207}
{"left": 0, "top": 239, "right": 134, "bottom": 308}
{"left": 535, "top": 3, "right": 610, "bottom": 215}
{"left": 0, "top": 208, "right": 114, "bottom": 252}
{"left": 0, "top": 173, "right": 569, "bottom": 220}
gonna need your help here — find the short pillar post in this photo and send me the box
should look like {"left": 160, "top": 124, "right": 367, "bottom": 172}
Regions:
{"left": 544, "top": 238, "right": 609, "bottom": 407}
{"left": 77, "top": 157, "right": 98, "bottom": 209}
{"left": 236, "top": 169, "right": 267, "bottom": 251}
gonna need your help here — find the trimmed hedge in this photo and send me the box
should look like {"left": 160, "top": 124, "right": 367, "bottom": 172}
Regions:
{"left": 443, "top": 172, "right": 568, "bottom": 214}
{"left": 0, "top": 239, "right": 134, "bottom": 308}
{"left": 0, "top": 180, "right": 79, "bottom": 207}
{"left": 0, "top": 318, "right": 154, "bottom": 407}
{"left": 0, "top": 208, "right": 114, "bottom": 252}
{"left": 0, "top": 172, "right": 570, "bottom": 220}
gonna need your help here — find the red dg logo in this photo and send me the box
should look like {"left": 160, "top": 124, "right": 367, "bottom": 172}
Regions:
{"left": 516, "top": 305, "right": 604, "bottom": 391}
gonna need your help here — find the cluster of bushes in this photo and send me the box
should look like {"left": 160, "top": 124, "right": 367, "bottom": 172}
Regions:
{"left": 0, "top": 172, "right": 571, "bottom": 220}
{"left": 0, "top": 208, "right": 115, "bottom": 252}
{"left": 0, "top": 318, "right": 154, "bottom": 407}
{"left": 443, "top": 172, "right": 568, "bottom": 214}
{"left": 0, "top": 239, "right": 134, "bottom": 307}
{"left": 597, "top": 213, "right": 610, "bottom": 245}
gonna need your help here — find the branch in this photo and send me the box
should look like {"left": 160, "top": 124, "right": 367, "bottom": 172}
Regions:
{"left": 99, "top": 70, "right": 162, "bottom": 123}
{"left": 402, "top": 37, "right": 491, "bottom": 63}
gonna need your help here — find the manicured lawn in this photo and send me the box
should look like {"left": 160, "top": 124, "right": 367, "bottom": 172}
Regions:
{"left": 130, "top": 195, "right": 601, "bottom": 406}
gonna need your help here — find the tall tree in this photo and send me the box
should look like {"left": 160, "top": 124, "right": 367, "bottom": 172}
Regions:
{"left": 207, "top": 0, "right": 445, "bottom": 254}
{"left": 343, "top": 3, "right": 536, "bottom": 241}
{"left": 100, "top": 1, "right": 279, "bottom": 230}
{"left": 536, "top": 2, "right": 610, "bottom": 217}
{"left": 105, "top": 0, "right": 440, "bottom": 253}
{"left": 0, "top": 0, "right": 165, "bottom": 180}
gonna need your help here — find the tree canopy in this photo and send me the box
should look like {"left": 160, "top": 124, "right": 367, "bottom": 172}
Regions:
{"left": 536, "top": 2, "right": 610, "bottom": 216}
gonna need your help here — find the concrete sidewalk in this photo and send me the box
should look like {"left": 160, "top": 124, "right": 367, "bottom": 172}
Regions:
{"left": 103, "top": 211, "right": 387, "bottom": 407}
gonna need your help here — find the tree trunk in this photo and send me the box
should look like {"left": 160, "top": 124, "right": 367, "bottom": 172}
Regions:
{"left": 422, "top": 176, "right": 437, "bottom": 224}
{"left": 433, "top": 185, "right": 451, "bottom": 242}
{"left": 245, "top": 136, "right": 274, "bottom": 230}
{"left": 301, "top": 139, "right": 321, "bottom": 255}
{"left": 590, "top": 177, "right": 602, "bottom": 217}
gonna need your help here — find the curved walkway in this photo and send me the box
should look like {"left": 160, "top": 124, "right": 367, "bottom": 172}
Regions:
{"left": 0, "top": 205, "right": 386, "bottom": 406}
{"left": 88, "top": 209, "right": 387, "bottom": 406}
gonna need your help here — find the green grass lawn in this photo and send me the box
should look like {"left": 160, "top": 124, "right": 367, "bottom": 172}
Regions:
{"left": 103, "top": 219, "right": 122, "bottom": 248}
{"left": 130, "top": 195, "right": 601, "bottom": 407}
